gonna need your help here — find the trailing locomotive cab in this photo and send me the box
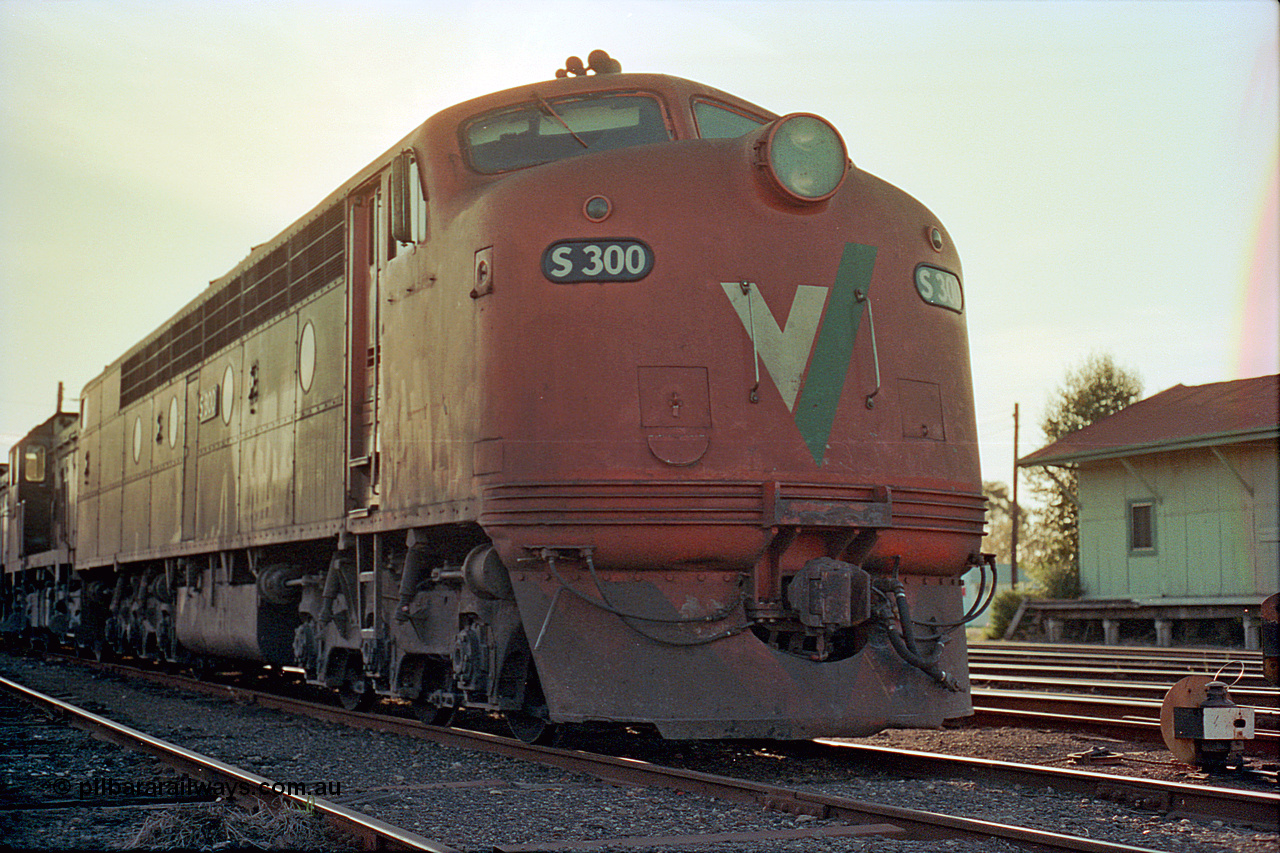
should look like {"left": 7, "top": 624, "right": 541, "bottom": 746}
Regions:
{"left": 40, "top": 53, "right": 985, "bottom": 741}
{"left": 1, "top": 409, "right": 81, "bottom": 648}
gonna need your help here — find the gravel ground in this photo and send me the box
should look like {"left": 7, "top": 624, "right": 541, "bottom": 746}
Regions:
{"left": 0, "top": 651, "right": 1274, "bottom": 852}
{"left": 0, "top": 686, "right": 348, "bottom": 851}
{"left": 0, "top": 687, "right": 165, "bottom": 850}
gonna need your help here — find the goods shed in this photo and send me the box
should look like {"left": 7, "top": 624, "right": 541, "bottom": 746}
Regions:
{"left": 1015, "top": 374, "right": 1278, "bottom": 648}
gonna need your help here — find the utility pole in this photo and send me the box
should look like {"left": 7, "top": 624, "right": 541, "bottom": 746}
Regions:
{"left": 1011, "top": 403, "right": 1019, "bottom": 589}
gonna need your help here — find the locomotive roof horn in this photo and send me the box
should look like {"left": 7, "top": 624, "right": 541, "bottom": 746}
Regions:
{"left": 556, "top": 50, "right": 622, "bottom": 78}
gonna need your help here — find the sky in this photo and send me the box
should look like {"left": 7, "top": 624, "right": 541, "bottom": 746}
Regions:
{"left": 1, "top": 0, "right": 1277, "bottom": 491}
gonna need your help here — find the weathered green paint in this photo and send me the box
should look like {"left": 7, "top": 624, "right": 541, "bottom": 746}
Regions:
{"left": 793, "top": 242, "right": 877, "bottom": 465}
{"left": 1076, "top": 443, "right": 1278, "bottom": 599}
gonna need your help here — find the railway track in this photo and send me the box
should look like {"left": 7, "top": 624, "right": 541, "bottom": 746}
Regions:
{"left": 0, "top": 667, "right": 1168, "bottom": 852}
{"left": 968, "top": 642, "right": 1271, "bottom": 693}
{"left": 806, "top": 740, "right": 1278, "bottom": 831}
{"left": 969, "top": 672, "right": 1275, "bottom": 704}
{"left": 966, "top": 641, "right": 1278, "bottom": 757}
{"left": 0, "top": 675, "right": 454, "bottom": 851}
{"left": 971, "top": 641, "right": 1266, "bottom": 660}
{"left": 969, "top": 688, "right": 1277, "bottom": 749}
{"left": 969, "top": 642, "right": 1268, "bottom": 682}
{"left": 4, "top": 650, "right": 1276, "bottom": 850}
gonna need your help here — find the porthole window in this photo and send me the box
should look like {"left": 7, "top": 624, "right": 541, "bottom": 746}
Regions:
{"left": 132, "top": 415, "right": 143, "bottom": 463}
{"left": 221, "top": 364, "right": 235, "bottom": 425}
{"left": 299, "top": 321, "right": 317, "bottom": 393}
{"left": 168, "top": 396, "right": 179, "bottom": 448}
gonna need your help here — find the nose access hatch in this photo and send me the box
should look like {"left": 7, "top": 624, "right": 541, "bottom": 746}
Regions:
{"left": 898, "top": 378, "right": 945, "bottom": 441}
{"left": 638, "top": 366, "right": 711, "bottom": 465}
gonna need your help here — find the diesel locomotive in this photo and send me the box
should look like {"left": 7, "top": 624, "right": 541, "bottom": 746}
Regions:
{"left": 3, "top": 52, "right": 990, "bottom": 742}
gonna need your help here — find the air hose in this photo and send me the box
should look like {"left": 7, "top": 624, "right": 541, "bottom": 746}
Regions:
{"left": 878, "top": 581, "right": 960, "bottom": 691}
{"left": 874, "top": 557, "right": 961, "bottom": 691}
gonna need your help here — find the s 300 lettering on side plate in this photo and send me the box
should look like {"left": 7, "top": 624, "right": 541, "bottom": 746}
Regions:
{"left": 542, "top": 240, "right": 653, "bottom": 283}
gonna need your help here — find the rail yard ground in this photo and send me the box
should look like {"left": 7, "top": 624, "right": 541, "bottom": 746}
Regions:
{"left": 1, "top": 650, "right": 1275, "bottom": 852}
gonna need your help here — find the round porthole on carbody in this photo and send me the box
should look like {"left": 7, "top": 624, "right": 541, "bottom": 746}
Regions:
{"left": 221, "top": 364, "right": 235, "bottom": 425}
{"left": 299, "top": 321, "right": 316, "bottom": 393}
{"left": 132, "top": 415, "right": 143, "bottom": 463}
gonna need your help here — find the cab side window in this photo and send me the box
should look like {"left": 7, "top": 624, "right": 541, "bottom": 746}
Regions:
{"left": 23, "top": 445, "right": 46, "bottom": 483}
{"left": 389, "top": 152, "right": 428, "bottom": 259}
{"left": 693, "top": 99, "right": 767, "bottom": 139}
{"left": 404, "top": 157, "right": 427, "bottom": 244}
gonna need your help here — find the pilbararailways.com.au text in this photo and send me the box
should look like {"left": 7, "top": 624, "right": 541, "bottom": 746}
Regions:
{"left": 45, "top": 775, "right": 342, "bottom": 799}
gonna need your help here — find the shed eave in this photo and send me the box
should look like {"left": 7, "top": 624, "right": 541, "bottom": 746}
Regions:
{"left": 1017, "top": 426, "right": 1279, "bottom": 468}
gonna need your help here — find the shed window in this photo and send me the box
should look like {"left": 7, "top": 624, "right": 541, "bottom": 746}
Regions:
{"left": 1129, "top": 501, "right": 1155, "bottom": 552}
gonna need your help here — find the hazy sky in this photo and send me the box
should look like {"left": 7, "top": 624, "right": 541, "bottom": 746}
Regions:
{"left": 2, "top": 0, "right": 1276, "bottom": 488}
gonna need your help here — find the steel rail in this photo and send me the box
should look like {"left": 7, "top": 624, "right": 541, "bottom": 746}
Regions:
{"left": 17, "top": 654, "right": 1262, "bottom": 850}
{"left": 245, "top": 705, "right": 1167, "bottom": 853}
{"left": 969, "top": 656, "right": 1269, "bottom": 675}
{"left": 973, "top": 687, "right": 1278, "bottom": 744}
{"left": 970, "top": 641, "right": 1264, "bottom": 659}
{"left": 965, "top": 702, "right": 1280, "bottom": 764}
{"left": 0, "top": 675, "right": 458, "bottom": 852}
{"left": 15, "top": 656, "right": 1165, "bottom": 852}
{"left": 968, "top": 646, "right": 1265, "bottom": 672}
{"left": 968, "top": 658, "right": 1268, "bottom": 680}
{"left": 969, "top": 670, "right": 1277, "bottom": 703}
{"left": 968, "top": 652, "right": 1266, "bottom": 668}
{"left": 971, "top": 686, "right": 1254, "bottom": 718}
{"left": 418, "top": 738, "right": 1168, "bottom": 853}
{"left": 965, "top": 702, "right": 1169, "bottom": 741}
{"left": 809, "top": 740, "right": 1279, "bottom": 831}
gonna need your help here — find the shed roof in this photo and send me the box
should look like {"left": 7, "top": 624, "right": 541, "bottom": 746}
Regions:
{"left": 1019, "top": 374, "right": 1279, "bottom": 467}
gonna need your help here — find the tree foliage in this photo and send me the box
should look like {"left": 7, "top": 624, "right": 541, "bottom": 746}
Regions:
{"left": 1026, "top": 352, "right": 1142, "bottom": 596}
{"left": 1040, "top": 352, "right": 1144, "bottom": 442}
{"left": 980, "top": 480, "right": 1037, "bottom": 566}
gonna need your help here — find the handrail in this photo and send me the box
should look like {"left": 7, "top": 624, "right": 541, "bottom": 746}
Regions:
{"left": 855, "top": 289, "right": 881, "bottom": 408}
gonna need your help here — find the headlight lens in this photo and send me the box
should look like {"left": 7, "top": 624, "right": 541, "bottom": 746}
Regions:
{"left": 764, "top": 114, "right": 847, "bottom": 202}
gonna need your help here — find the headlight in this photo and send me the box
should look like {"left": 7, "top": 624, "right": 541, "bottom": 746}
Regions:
{"left": 760, "top": 113, "right": 848, "bottom": 203}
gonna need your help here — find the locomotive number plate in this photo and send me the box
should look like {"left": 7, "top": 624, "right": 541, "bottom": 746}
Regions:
{"left": 197, "top": 384, "right": 221, "bottom": 423}
{"left": 915, "top": 265, "right": 963, "bottom": 313}
{"left": 542, "top": 240, "right": 653, "bottom": 283}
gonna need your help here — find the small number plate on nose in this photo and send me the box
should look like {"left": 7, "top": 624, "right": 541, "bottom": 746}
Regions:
{"left": 542, "top": 240, "right": 654, "bottom": 283}
{"left": 915, "top": 264, "right": 963, "bottom": 312}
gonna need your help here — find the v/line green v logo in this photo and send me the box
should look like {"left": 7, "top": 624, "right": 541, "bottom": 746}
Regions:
{"left": 721, "top": 242, "right": 878, "bottom": 466}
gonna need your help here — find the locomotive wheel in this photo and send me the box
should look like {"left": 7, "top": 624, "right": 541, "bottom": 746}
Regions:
{"left": 412, "top": 698, "right": 456, "bottom": 727}
{"left": 505, "top": 710, "right": 557, "bottom": 746}
{"left": 338, "top": 679, "right": 376, "bottom": 712}
{"left": 505, "top": 660, "right": 555, "bottom": 744}
{"left": 190, "top": 656, "right": 219, "bottom": 681}
{"left": 80, "top": 636, "right": 110, "bottom": 662}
